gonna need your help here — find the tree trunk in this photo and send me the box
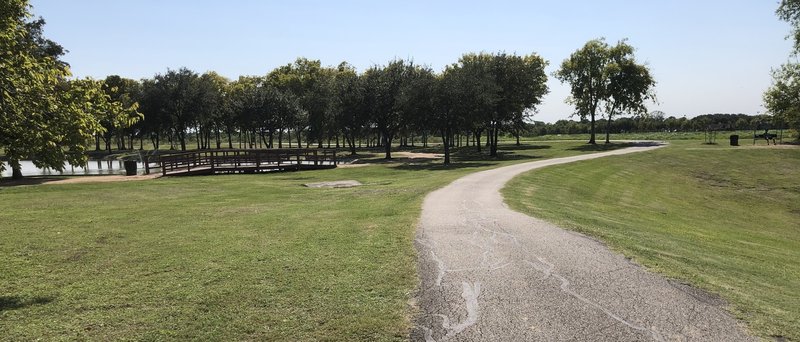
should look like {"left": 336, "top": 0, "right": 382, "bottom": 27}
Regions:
{"left": 12, "top": 166, "right": 23, "bottom": 179}
{"left": 475, "top": 130, "right": 482, "bottom": 152}
{"left": 442, "top": 129, "right": 451, "bottom": 165}
{"left": 278, "top": 129, "right": 283, "bottom": 148}
{"left": 348, "top": 133, "right": 357, "bottom": 156}
{"left": 180, "top": 131, "right": 187, "bottom": 151}
{"left": 297, "top": 129, "right": 302, "bottom": 148}
{"left": 605, "top": 115, "right": 612, "bottom": 144}
{"left": 383, "top": 131, "right": 392, "bottom": 159}
{"left": 490, "top": 123, "right": 499, "bottom": 157}
{"left": 95, "top": 134, "right": 101, "bottom": 151}
{"left": 269, "top": 129, "right": 274, "bottom": 149}
{"left": 196, "top": 125, "right": 202, "bottom": 150}
{"left": 589, "top": 107, "right": 597, "bottom": 144}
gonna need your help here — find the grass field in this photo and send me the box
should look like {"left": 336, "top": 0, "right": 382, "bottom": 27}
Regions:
{"left": 0, "top": 141, "right": 627, "bottom": 341}
{"left": 504, "top": 141, "right": 800, "bottom": 340}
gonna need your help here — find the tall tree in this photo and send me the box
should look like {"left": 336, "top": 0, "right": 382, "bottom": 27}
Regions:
{"left": 1, "top": 0, "right": 109, "bottom": 179}
{"left": 602, "top": 41, "right": 656, "bottom": 143}
{"left": 100, "top": 75, "right": 143, "bottom": 152}
{"left": 764, "top": 63, "right": 800, "bottom": 137}
{"left": 151, "top": 68, "right": 200, "bottom": 151}
{"left": 267, "top": 58, "right": 333, "bottom": 148}
{"left": 766, "top": 1, "right": 800, "bottom": 137}
{"left": 778, "top": 0, "right": 800, "bottom": 53}
{"left": 431, "top": 66, "right": 468, "bottom": 165}
{"left": 330, "top": 62, "right": 368, "bottom": 155}
{"left": 555, "top": 39, "right": 611, "bottom": 144}
{"left": 194, "top": 72, "right": 228, "bottom": 149}
{"left": 363, "top": 60, "right": 413, "bottom": 159}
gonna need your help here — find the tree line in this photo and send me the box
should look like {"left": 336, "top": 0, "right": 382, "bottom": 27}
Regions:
{"left": 3, "top": 0, "right": 660, "bottom": 179}
{"left": 99, "top": 54, "right": 550, "bottom": 164}
{"left": 527, "top": 113, "right": 785, "bottom": 136}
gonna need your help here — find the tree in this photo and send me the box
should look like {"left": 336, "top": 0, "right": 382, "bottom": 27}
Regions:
{"left": 330, "top": 62, "right": 369, "bottom": 155}
{"left": 556, "top": 39, "right": 655, "bottom": 144}
{"left": 150, "top": 68, "right": 200, "bottom": 150}
{"left": 0, "top": 1, "right": 108, "bottom": 179}
{"left": 767, "top": 1, "right": 800, "bottom": 137}
{"left": 764, "top": 63, "right": 800, "bottom": 138}
{"left": 555, "top": 39, "right": 612, "bottom": 144}
{"left": 267, "top": 58, "right": 333, "bottom": 148}
{"left": 194, "top": 72, "right": 228, "bottom": 149}
{"left": 486, "top": 53, "right": 548, "bottom": 155}
{"left": 778, "top": 0, "right": 800, "bottom": 53}
{"left": 100, "top": 76, "right": 143, "bottom": 152}
{"left": 431, "top": 66, "right": 466, "bottom": 165}
{"left": 602, "top": 41, "right": 656, "bottom": 143}
{"left": 363, "top": 60, "right": 414, "bottom": 159}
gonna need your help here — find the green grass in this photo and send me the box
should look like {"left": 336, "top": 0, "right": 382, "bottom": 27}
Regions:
{"left": 518, "top": 130, "right": 798, "bottom": 142}
{"left": 0, "top": 141, "right": 625, "bottom": 341}
{"left": 503, "top": 141, "right": 800, "bottom": 340}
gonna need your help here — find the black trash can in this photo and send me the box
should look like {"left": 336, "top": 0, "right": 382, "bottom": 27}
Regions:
{"left": 729, "top": 134, "right": 739, "bottom": 146}
{"left": 123, "top": 160, "right": 138, "bottom": 176}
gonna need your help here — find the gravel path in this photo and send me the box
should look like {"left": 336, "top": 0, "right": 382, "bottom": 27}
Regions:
{"left": 413, "top": 144, "right": 755, "bottom": 341}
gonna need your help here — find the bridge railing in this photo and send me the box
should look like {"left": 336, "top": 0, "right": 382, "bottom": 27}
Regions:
{"left": 159, "top": 149, "right": 337, "bottom": 176}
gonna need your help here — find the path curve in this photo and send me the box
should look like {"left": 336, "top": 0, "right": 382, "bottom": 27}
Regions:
{"left": 413, "top": 144, "right": 754, "bottom": 342}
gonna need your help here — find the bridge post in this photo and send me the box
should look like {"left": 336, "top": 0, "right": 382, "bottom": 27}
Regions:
{"left": 210, "top": 151, "right": 215, "bottom": 173}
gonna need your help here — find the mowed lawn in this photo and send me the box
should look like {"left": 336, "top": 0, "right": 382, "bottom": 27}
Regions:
{"left": 504, "top": 141, "right": 800, "bottom": 340}
{"left": 0, "top": 141, "right": 616, "bottom": 341}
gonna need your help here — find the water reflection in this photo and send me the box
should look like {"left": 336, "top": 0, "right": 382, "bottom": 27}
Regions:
{"left": 1, "top": 160, "right": 156, "bottom": 177}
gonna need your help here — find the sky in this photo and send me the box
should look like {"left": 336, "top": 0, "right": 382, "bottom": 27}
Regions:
{"left": 29, "top": 0, "right": 794, "bottom": 123}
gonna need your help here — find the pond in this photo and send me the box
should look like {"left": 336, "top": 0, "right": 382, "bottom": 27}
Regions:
{"left": 1, "top": 160, "right": 156, "bottom": 178}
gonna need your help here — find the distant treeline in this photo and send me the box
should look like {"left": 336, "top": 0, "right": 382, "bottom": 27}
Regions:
{"left": 526, "top": 113, "right": 786, "bottom": 136}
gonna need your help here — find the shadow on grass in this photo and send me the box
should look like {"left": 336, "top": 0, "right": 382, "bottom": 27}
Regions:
{"left": 0, "top": 295, "right": 54, "bottom": 312}
{"left": 0, "top": 177, "right": 65, "bottom": 188}
{"left": 393, "top": 162, "right": 494, "bottom": 171}
{"left": 496, "top": 144, "right": 552, "bottom": 151}
{"left": 566, "top": 142, "right": 645, "bottom": 152}
{"left": 451, "top": 148, "right": 545, "bottom": 162}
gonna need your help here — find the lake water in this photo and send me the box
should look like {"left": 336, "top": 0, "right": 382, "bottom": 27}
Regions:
{"left": 1, "top": 160, "right": 155, "bottom": 178}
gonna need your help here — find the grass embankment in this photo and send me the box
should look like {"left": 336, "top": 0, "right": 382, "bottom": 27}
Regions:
{"left": 504, "top": 141, "right": 800, "bottom": 340}
{"left": 0, "top": 141, "right": 625, "bottom": 341}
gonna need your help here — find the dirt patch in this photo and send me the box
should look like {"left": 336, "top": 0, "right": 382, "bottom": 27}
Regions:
{"left": 394, "top": 151, "right": 443, "bottom": 159}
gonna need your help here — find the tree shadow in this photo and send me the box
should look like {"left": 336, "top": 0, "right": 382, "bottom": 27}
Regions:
{"left": 567, "top": 142, "right": 642, "bottom": 152}
{"left": 393, "top": 162, "right": 495, "bottom": 171}
{"left": 496, "top": 144, "right": 552, "bottom": 151}
{"left": 0, "top": 295, "right": 54, "bottom": 312}
{"left": 0, "top": 177, "right": 65, "bottom": 188}
{"left": 451, "top": 149, "right": 544, "bottom": 162}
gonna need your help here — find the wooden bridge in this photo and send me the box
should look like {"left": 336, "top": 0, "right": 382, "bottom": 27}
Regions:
{"left": 158, "top": 149, "right": 337, "bottom": 176}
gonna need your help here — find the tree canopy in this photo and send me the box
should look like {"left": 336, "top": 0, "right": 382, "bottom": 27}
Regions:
{"left": 765, "top": 0, "right": 800, "bottom": 137}
{"left": 556, "top": 39, "right": 655, "bottom": 144}
{"left": 0, "top": 0, "right": 120, "bottom": 179}
{"left": 778, "top": 0, "right": 800, "bottom": 53}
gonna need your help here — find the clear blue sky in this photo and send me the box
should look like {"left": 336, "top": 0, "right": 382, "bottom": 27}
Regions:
{"left": 30, "top": 0, "right": 793, "bottom": 123}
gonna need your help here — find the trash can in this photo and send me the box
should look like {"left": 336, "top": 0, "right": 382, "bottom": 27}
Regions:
{"left": 123, "top": 160, "right": 138, "bottom": 176}
{"left": 729, "top": 134, "right": 739, "bottom": 146}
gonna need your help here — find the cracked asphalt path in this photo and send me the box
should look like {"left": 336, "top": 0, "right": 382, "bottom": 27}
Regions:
{"left": 413, "top": 145, "right": 755, "bottom": 341}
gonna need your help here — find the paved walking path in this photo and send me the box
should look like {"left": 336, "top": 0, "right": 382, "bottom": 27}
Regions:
{"left": 413, "top": 144, "right": 754, "bottom": 341}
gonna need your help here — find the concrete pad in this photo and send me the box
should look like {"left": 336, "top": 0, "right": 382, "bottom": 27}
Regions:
{"left": 303, "top": 180, "right": 362, "bottom": 188}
